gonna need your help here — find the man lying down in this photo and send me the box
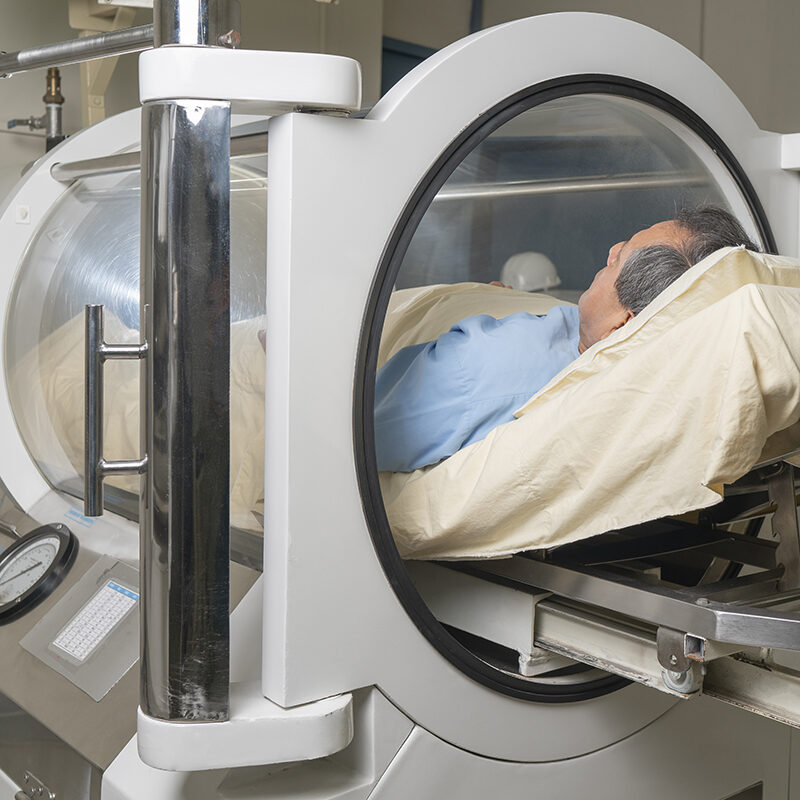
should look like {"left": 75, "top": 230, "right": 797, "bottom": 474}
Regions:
{"left": 375, "top": 206, "right": 759, "bottom": 473}
{"left": 378, "top": 218, "right": 800, "bottom": 560}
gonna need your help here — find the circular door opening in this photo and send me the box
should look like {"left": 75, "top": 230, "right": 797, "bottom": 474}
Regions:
{"left": 355, "top": 77, "right": 774, "bottom": 701}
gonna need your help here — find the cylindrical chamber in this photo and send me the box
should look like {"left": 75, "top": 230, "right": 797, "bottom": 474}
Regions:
{"left": 139, "top": 99, "right": 232, "bottom": 721}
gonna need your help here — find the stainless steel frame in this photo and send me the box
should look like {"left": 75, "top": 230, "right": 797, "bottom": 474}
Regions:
{"left": 139, "top": 0, "right": 233, "bottom": 723}
{"left": 458, "top": 462, "right": 800, "bottom": 651}
{"left": 474, "top": 554, "right": 800, "bottom": 650}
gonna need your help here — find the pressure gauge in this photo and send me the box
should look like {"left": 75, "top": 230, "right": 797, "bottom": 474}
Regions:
{"left": 0, "top": 524, "right": 78, "bottom": 624}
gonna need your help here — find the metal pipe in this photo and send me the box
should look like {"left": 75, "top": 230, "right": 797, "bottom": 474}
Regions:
{"left": 51, "top": 152, "right": 141, "bottom": 182}
{"left": 50, "top": 131, "right": 267, "bottom": 182}
{"left": 140, "top": 0, "right": 233, "bottom": 723}
{"left": 44, "top": 68, "right": 65, "bottom": 151}
{"left": 0, "top": 25, "right": 154, "bottom": 78}
{"left": 434, "top": 172, "right": 711, "bottom": 202}
{"left": 44, "top": 104, "right": 62, "bottom": 151}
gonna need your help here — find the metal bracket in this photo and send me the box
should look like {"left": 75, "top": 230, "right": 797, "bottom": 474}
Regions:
{"left": 656, "top": 627, "right": 693, "bottom": 672}
{"left": 84, "top": 304, "right": 147, "bottom": 516}
{"left": 656, "top": 627, "right": 744, "bottom": 672}
{"left": 15, "top": 771, "right": 55, "bottom": 800}
{"left": 768, "top": 462, "right": 800, "bottom": 590}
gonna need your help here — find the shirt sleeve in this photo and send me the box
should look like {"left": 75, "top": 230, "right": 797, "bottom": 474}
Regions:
{"left": 373, "top": 307, "right": 580, "bottom": 473}
{"left": 374, "top": 318, "right": 485, "bottom": 472}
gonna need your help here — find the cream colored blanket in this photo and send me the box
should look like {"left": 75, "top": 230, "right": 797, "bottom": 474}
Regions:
{"left": 380, "top": 248, "right": 800, "bottom": 559}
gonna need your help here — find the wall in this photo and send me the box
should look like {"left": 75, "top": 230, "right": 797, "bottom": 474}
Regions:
{"left": 382, "top": 0, "right": 472, "bottom": 51}
{"left": 241, "top": 0, "right": 382, "bottom": 106}
{"left": 383, "top": 0, "right": 800, "bottom": 135}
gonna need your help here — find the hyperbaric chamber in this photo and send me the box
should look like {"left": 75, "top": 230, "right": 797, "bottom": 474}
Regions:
{"left": 2, "top": 14, "right": 799, "bottom": 780}
{"left": 1, "top": 89, "right": 776, "bottom": 703}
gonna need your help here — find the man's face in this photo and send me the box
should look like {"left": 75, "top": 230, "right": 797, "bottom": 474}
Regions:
{"left": 577, "top": 220, "right": 686, "bottom": 353}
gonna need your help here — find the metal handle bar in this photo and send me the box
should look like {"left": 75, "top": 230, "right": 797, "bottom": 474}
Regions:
{"left": 85, "top": 304, "right": 147, "bottom": 516}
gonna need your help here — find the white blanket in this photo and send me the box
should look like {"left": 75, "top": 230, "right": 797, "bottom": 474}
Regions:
{"left": 380, "top": 248, "right": 800, "bottom": 559}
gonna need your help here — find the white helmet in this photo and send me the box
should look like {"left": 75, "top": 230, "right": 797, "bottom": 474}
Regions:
{"left": 499, "top": 251, "right": 561, "bottom": 292}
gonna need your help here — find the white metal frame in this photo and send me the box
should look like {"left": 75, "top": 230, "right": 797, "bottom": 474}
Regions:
{"left": 262, "top": 11, "right": 800, "bottom": 762}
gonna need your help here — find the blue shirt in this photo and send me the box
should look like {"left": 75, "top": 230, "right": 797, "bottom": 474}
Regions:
{"left": 374, "top": 305, "right": 580, "bottom": 472}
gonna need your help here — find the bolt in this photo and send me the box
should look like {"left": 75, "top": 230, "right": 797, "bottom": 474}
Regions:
{"left": 696, "top": 597, "right": 710, "bottom": 605}
{"left": 217, "top": 29, "right": 241, "bottom": 48}
{"left": 669, "top": 654, "right": 678, "bottom": 665}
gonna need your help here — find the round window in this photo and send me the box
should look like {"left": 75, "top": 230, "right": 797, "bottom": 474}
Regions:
{"left": 356, "top": 77, "right": 774, "bottom": 701}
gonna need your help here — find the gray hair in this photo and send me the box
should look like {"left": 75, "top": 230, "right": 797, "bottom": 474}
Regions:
{"left": 615, "top": 205, "right": 760, "bottom": 314}
{"left": 675, "top": 205, "right": 760, "bottom": 264}
{"left": 615, "top": 245, "right": 690, "bottom": 314}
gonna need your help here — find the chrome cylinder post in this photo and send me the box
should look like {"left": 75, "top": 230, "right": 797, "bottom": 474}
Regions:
{"left": 139, "top": 39, "right": 232, "bottom": 717}
{"left": 154, "top": 0, "right": 240, "bottom": 47}
{"left": 140, "top": 99, "right": 232, "bottom": 721}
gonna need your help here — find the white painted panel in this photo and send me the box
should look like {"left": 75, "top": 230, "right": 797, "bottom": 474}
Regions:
{"left": 370, "top": 698, "right": 789, "bottom": 800}
{"left": 0, "top": 765, "right": 18, "bottom": 800}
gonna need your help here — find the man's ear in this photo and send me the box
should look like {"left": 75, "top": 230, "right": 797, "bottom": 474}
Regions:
{"left": 610, "top": 307, "right": 634, "bottom": 332}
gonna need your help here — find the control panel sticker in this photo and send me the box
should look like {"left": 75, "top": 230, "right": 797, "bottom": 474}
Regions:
{"left": 52, "top": 580, "right": 138, "bottom": 663}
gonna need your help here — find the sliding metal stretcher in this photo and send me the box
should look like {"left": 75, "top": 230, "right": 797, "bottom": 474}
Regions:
{"left": 408, "top": 458, "right": 800, "bottom": 725}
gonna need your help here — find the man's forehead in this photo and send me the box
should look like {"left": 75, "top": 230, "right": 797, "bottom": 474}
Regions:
{"left": 635, "top": 219, "right": 683, "bottom": 242}
{"left": 620, "top": 219, "right": 684, "bottom": 259}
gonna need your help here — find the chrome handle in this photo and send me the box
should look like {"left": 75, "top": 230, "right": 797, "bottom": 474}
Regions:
{"left": 84, "top": 304, "right": 148, "bottom": 516}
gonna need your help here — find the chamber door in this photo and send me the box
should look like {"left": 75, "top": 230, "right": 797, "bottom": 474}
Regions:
{"left": 361, "top": 81, "right": 800, "bottom": 721}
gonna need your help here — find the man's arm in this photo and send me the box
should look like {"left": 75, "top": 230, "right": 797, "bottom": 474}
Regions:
{"left": 374, "top": 318, "right": 487, "bottom": 472}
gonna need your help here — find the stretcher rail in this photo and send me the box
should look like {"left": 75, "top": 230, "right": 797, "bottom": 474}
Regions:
{"left": 467, "top": 555, "right": 800, "bottom": 651}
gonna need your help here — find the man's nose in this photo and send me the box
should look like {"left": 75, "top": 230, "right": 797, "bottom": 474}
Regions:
{"left": 607, "top": 241, "right": 624, "bottom": 267}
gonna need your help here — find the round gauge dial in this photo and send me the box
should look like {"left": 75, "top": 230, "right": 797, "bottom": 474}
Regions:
{"left": 0, "top": 524, "right": 78, "bottom": 624}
